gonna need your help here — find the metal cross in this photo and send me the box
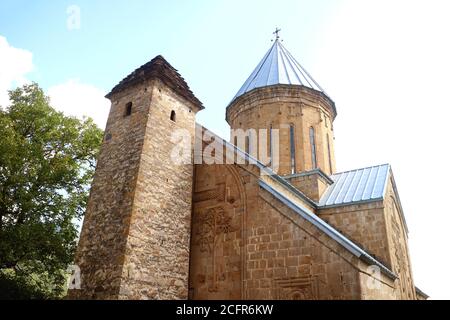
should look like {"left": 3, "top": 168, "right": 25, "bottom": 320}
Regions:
{"left": 273, "top": 27, "right": 281, "bottom": 40}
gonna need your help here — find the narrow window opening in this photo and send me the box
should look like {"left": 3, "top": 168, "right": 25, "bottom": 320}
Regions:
{"left": 310, "top": 127, "right": 317, "bottom": 169}
{"left": 170, "top": 110, "right": 176, "bottom": 122}
{"left": 269, "top": 124, "right": 273, "bottom": 166}
{"left": 245, "top": 136, "right": 250, "bottom": 154}
{"left": 125, "top": 102, "right": 132, "bottom": 117}
{"left": 327, "top": 133, "right": 333, "bottom": 174}
{"left": 289, "top": 125, "right": 296, "bottom": 174}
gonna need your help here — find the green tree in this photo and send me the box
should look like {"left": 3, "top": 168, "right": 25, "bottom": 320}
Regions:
{"left": 0, "top": 83, "right": 103, "bottom": 299}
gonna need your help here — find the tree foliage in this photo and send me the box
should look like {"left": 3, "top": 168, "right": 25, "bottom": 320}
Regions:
{"left": 0, "top": 83, "right": 103, "bottom": 299}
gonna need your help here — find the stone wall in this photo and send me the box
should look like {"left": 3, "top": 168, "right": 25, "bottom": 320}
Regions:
{"left": 117, "top": 78, "right": 198, "bottom": 299}
{"left": 68, "top": 80, "right": 152, "bottom": 299}
{"left": 383, "top": 175, "right": 416, "bottom": 299}
{"left": 226, "top": 85, "right": 336, "bottom": 176}
{"left": 359, "top": 270, "right": 396, "bottom": 300}
{"left": 284, "top": 170, "right": 332, "bottom": 202}
{"left": 317, "top": 173, "right": 417, "bottom": 300}
{"left": 69, "top": 74, "right": 199, "bottom": 299}
{"left": 189, "top": 164, "right": 245, "bottom": 299}
{"left": 189, "top": 162, "right": 404, "bottom": 300}
{"left": 318, "top": 201, "right": 392, "bottom": 269}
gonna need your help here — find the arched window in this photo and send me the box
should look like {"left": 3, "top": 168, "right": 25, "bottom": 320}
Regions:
{"left": 269, "top": 124, "right": 273, "bottom": 165}
{"left": 124, "top": 102, "right": 132, "bottom": 117}
{"left": 170, "top": 110, "right": 176, "bottom": 122}
{"left": 310, "top": 127, "right": 317, "bottom": 169}
{"left": 327, "top": 133, "right": 333, "bottom": 173}
{"left": 289, "top": 125, "right": 296, "bottom": 174}
{"left": 245, "top": 136, "right": 250, "bottom": 154}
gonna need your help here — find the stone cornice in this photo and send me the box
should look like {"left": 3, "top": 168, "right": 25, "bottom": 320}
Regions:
{"left": 226, "top": 84, "right": 336, "bottom": 125}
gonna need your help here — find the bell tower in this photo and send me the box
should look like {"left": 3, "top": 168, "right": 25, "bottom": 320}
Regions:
{"left": 69, "top": 56, "right": 203, "bottom": 299}
{"left": 226, "top": 36, "right": 337, "bottom": 180}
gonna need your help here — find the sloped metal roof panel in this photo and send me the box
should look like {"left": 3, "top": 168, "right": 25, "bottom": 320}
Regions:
{"left": 259, "top": 179, "right": 396, "bottom": 280}
{"left": 319, "top": 164, "right": 390, "bottom": 207}
{"left": 231, "top": 40, "right": 326, "bottom": 103}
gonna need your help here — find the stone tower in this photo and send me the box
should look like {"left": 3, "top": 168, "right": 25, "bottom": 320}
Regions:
{"left": 69, "top": 36, "right": 426, "bottom": 301}
{"left": 226, "top": 39, "right": 337, "bottom": 180}
{"left": 69, "top": 56, "right": 203, "bottom": 299}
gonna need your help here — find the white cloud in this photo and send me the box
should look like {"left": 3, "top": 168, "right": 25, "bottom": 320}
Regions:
{"left": 48, "top": 79, "right": 110, "bottom": 129}
{"left": 312, "top": 0, "right": 450, "bottom": 299}
{"left": 0, "top": 35, "right": 34, "bottom": 107}
{"left": 0, "top": 36, "right": 109, "bottom": 129}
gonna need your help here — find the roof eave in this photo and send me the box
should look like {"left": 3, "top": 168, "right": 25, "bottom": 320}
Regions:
{"left": 105, "top": 55, "right": 204, "bottom": 112}
{"left": 226, "top": 84, "right": 337, "bottom": 122}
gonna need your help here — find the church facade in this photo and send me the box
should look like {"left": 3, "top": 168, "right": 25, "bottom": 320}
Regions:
{"left": 68, "top": 37, "right": 427, "bottom": 300}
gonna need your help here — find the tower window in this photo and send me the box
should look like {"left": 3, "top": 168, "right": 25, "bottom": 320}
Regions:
{"left": 124, "top": 102, "right": 132, "bottom": 117}
{"left": 310, "top": 127, "right": 317, "bottom": 169}
{"left": 327, "top": 133, "right": 333, "bottom": 174}
{"left": 245, "top": 136, "right": 250, "bottom": 154}
{"left": 170, "top": 110, "right": 176, "bottom": 122}
{"left": 269, "top": 124, "right": 273, "bottom": 165}
{"left": 290, "top": 124, "right": 296, "bottom": 174}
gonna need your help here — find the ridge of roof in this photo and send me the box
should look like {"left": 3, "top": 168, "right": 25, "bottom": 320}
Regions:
{"left": 332, "top": 163, "right": 391, "bottom": 176}
{"left": 284, "top": 168, "right": 334, "bottom": 185}
{"left": 197, "top": 124, "right": 396, "bottom": 280}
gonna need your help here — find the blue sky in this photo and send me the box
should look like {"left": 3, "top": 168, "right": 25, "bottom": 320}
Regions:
{"left": 2, "top": 0, "right": 450, "bottom": 299}
{"left": 0, "top": 0, "right": 341, "bottom": 137}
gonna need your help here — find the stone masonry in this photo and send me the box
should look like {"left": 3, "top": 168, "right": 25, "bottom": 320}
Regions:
{"left": 68, "top": 45, "right": 426, "bottom": 300}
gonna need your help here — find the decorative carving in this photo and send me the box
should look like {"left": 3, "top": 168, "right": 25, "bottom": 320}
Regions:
{"left": 274, "top": 277, "right": 317, "bottom": 300}
{"left": 195, "top": 207, "right": 233, "bottom": 254}
{"left": 194, "top": 206, "right": 236, "bottom": 293}
{"left": 190, "top": 165, "right": 245, "bottom": 300}
{"left": 193, "top": 183, "right": 225, "bottom": 203}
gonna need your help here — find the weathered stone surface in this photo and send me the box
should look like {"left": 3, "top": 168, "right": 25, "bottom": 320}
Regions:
{"left": 190, "top": 162, "right": 363, "bottom": 300}
{"left": 68, "top": 57, "right": 201, "bottom": 300}
{"left": 285, "top": 169, "right": 332, "bottom": 202}
{"left": 226, "top": 85, "right": 336, "bottom": 176}
{"left": 69, "top": 55, "right": 423, "bottom": 300}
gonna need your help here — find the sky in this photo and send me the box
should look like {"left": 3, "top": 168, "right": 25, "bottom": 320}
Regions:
{"left": 1, "top": 0, "right": 449, "bottom": 299}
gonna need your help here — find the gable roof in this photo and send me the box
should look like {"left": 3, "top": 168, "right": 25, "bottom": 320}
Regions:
{"left": 230, "top": 39, "right": 328, "bottom": 104}
{"left": 319, "top": 164, "right": 390, "bottom": 208}
{"left": 197, "top": 125, "right": 397, "bottom": 280}
{"left": 106, "top": 55, "right": 203, "bottom": 111}
{"left": 259, "top": 180, "right": 397, "bottom": 280}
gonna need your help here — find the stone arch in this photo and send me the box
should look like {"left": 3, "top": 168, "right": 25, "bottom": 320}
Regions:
{"left": 189, "top": 164, "right": 247, "bottom": 300}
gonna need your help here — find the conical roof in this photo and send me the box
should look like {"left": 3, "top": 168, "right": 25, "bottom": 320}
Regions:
{"left": 231, "top": 39, "right": 327, "bottom": 103}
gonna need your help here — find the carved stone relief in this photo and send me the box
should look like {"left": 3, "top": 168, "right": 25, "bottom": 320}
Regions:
{"left": 189, "top": 165, "right": 244, "bottom": 300}
{"left": 274, "top": 277, "right": 318, "bottom": 300}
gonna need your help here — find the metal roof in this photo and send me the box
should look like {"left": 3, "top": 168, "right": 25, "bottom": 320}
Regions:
{"left": 231, "top": 39, "right": 327, "bottom": 103}
{"left": 319, "top": 164, "right": 391, "bottom": 208}
{"left": 197, "top": 125, "right": 397, "bottom": 280}
{"left": 259, "top": 179, "right": 396, "bottom": 280}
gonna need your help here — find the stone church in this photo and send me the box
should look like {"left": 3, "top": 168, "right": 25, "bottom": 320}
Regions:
{"left": 68, "top": 36, "right": 427, "bottom": 300}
